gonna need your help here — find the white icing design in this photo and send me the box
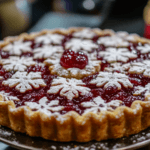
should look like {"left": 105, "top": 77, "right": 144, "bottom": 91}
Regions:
{"left": 129, "top": 60, "right": 150, "bottom": 77}
{"left": 81, "top": 96, "right": 122, "bottom": 114}
{"left": 2, "top": 40, "right": 32, "bottom": 55}
{"left": 133, "top": 83, "right": 150, "bottom": 99}
{"left": 2, "top": 72, "right": 46, "bottom": 93}
{"left": 44, "top": 52, "right": 101, "bottom": 78}
{"left": 35, "top": 34, "right": 64, "bottom": 45}
{"left": 48, "top": 77, "right": 91, "bottom": 100}
{"left": 1, "top": 56, "right": 36, "bottom": 71}
{"left": 65, "top": 39, "right": 98, "bottom": 52}
{"left": 90, "top": 72, "right": 133, "bottom": 90}
{"left": 25, "top": 97, "right": 64, "bottom": 115}
{"left": 73, "top": 29, "right": 96, "bottom": 39}
{"left": 104, "top": 62, "right": 130, "bottom": 73}
{"left": 33, "top": 45, "right": 64, "bottom": 59}
{"left": 97, "top": 36, "right": 129, "bottom": 47}
{"left": 0, "top": 91, "right": 19, "bottom": 101}
{"left": 137, "top": 44, "right": 150, "bottom": 54}
{"left": 99, "top": 47, "right": 137, "bottom": 63}
{"left": 116, "top": 31, "right": 129, "bottom": 38}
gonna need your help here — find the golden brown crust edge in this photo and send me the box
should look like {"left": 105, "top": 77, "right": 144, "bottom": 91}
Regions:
{"left": 1, "top": 97, "right": 150, "bottom": 142}
{"left": 0, "top": 28, "right": 150, "bottom": 142}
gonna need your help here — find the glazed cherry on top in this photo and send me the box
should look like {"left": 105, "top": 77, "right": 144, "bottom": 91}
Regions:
{"left": 60, "top": 50, "right": 88, "bottom": 69}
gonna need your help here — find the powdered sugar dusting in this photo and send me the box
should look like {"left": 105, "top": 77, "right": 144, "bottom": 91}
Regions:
{"left": 65, "top": 39, "right": 98, "bottom": 52}
{"left": 0, "top": 91, "right": 19, "bottom": 101}
{"left": 97, "top": 36, "right": 129, "bottom": 47}
{"left": 99, "top": 47, "right": 137, "bottom": 63}
{"left": 25, "top": 97, "right": 64, "bottom": 115}
{"left": 81, "top": 96, "right": 123, "bottom": 114}
{"left": 73, "top": 28, "right": 96, "bottom": 39}
{"left": 2, "top": 40, "right": 32, "bottom": 55}
{"left": 48, "top": 77, "right": 91, "bottom": 100}
{"left": 33, "top": 45, "right": 64, "bottom": 59}
{"left": 35, "top": 33, "right": 64, "bottom": 45}
{"left": 90, "top": 72, "right": 133, "bottom": 90}
{"left": 2, "top": 71, "right": 46, "bottom": 93}
{"left": 1, "top": 56, "right": 36, "bottom": 71}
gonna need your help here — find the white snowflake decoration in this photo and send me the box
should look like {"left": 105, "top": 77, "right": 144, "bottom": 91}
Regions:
{"left": 73, "top": 29, "right": 96, "bottom": 39}
{"left": 44, "top": 52, "right": 101, "bottom": 78}
{"left": 33, "top": 45, "right": 64, "bottom": 59}
{"left": 1, "top": 57, "right": 36, "bottom": 71}
{"left": 97, "top": 36, "right": 129, "bottom": 47}
{"left": 129, "top": 60, "right": 150, "bottom": 77}
{"left": 35, "top": 34, "right": 64, "bottom": 45}
{"left": 2, "top": 40, "right": 32, "bottom": 55}
{"left": 48, "top": 77, "right": 91, "bottom": 100}
{"left": 81, "top": 96, "right": 123, "bottom": 114}
{"left": 0, "top": 91, "right": 19, "bottom": 101}
{"left": 137, "top": 44, "right": 150, "bottom": 54}
{"left": 2, "top": 72, "right": 46, "bottom": 93}
{"left": 133, "top": 83, "right": 150, "bottom": 96}
{"left": 99, "top": 47, "right": 137, "bottom": 63}
{"left": 25, "top": 97, "right": 64, "bottom": 115}
{"left": 90, "top": 72, "right": 133, "bottom": 90}
{"left": 104, "top": 62, "right": 130, "bottom": 73}
{"left": 116, "top": 31, "right": 129, "bottom": 38}
{"left": 65, "top": 38, "right": 98, "bottom": 52}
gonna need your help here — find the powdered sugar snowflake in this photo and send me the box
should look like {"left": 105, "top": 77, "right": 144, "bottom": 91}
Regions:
{"left": 2, "top": 40, "right": 32, "bottom": 55}
{"left": 90, "top": 72, "right": 133, "bottom": 89}
{"left": 133, "top": 83, "right": 150, "bottom": 96}
{"left": 44, "top": 52, "right": 101, "bottom": 79}
{"left": 99, "top": 47, "right": 137, "bottom": 63}
{"left": 137, "top": 44, "right": 150, "bottom": 54}
{"left": 33, "top": 45, "right": 64, "bottom": 59}
{"left": 1, "top": 57, "right": 36, "bottom": 71}
{"left": 81, "top": 96, "right": 123, "bottom": 114}
{"left": 104, "top": 62, "right": 130, "bottom": 73}
{"left": 35, "top": 34, "right": 64, "bottom": 45}
{"left": 65, "top": 39, "right": 98, "bottom": 52}
{"left": 25, "top": 97, "right": 64, "bottom": 115}
{"left": 116, "top": 31, "right": 129, "bottom": 38}
{"left": 128, "top": 60, "right": 150, "bottom": 77}
{"left": 0, "top": 91, "right": 19, "bottom": 101}
{"left": 73, "top": 29, "right": 96, "bottom": 39}
{"left": 97, "top": 36, "right": 129, "bottom": 47}
{"left": 48, "top": 77, "right": 91, "bottom": 100}
{"left": 133, "top": 83, "right": 150, "bottom": 101}
{"left": 2, "top": 72, "right": 46, "bottom": 93}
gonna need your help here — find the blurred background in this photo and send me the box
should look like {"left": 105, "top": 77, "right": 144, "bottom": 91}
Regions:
{"left": 0, "top": 0, "right": 148, "bottom": 40}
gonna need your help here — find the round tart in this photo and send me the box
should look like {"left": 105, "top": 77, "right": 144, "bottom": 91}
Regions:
{"left": 0, "top": 28, "right": 150, "bottom": 142}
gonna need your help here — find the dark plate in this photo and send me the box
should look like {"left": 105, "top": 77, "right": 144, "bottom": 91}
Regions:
{"left": 0, "top": 126, "right": 150, "bottom": 150}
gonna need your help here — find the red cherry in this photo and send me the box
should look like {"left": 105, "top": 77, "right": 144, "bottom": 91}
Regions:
{"left": 74, "top": 51, "right": 88, "bottom": 69}
{"left": 60, "top": 50, "right": 88, "bottom": 69}
{"left": 60, "top": 50, "right": 75, "bottom": 68}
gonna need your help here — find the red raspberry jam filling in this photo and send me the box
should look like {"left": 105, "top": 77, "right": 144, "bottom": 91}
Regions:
{"left": 0, "top": 33, "right": 149, "bottom": 115}
{"left": 60, "top": 50, "right": 88, "bottom": 69}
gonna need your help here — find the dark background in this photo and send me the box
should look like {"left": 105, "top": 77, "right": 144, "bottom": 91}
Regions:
{"left": 0, "top": 0, "right": 149, "bottom": 39}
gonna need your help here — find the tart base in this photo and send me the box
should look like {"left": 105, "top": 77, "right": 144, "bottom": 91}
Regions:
{"left": 1, "top": 28, "right": 150, "bottom": 142}
{"left": 0, "top": 98, "right": 150, "bottom": 142}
